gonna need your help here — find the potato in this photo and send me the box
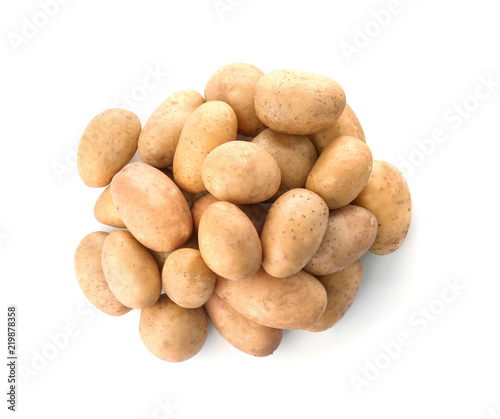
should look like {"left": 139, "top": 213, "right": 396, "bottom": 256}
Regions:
{"left": 139, "top": 294, "right": 208, "bottom": 362}
{"left": 138, "top": 90, "right": 205, "bottom": 168}
{"left": 254, "top": 69, "right": 346, "bottom": 135}
{"left": 74, "top": 231, "right": 131, "bottom": 316}
{"left": 304, "top": 205, "right": 377, "bottom": 275}
{"left": 160, "top": 167, "right": 202, "bottom": 208}
{"left": 205, "top": 63, "right": 266, "bottom": 137}
{"left": 111, "top": 162, "right": 193, "bottom": 252}
{"left": 173, "top": 101, "right": 237, "bottom": 193}
{"left": 306, "top": 260, "right": 363, "bottom": 332}
{"left": 163, "top": 248, "right": 216, "bottom": 309}
{"left": 93, "top": 185, "right": 126, "bottom": 228}
{"left": 306, "top": 135, "right": 373, "bottom": 209}
{"left": 252, "top": 129, "right": 317, "bottom": 201}
{"left": 352, "top": 160, "right": 412, "bottom": 255}
{"left": 308, "top": 103, "right": 366, "bottom": 155}
{"left": 215, "top": 267, "right": 327, "bottom": 330}
{"left": 149, "top": 233, "right": 199, "bottom": 271}
{"left": 198, "top": 201, "right": 262, "bottom": 281}
{"left": 77, "top": 108, "right": 141, "bottom": 187}
{"left": 204, "top": 293, "right": 282, "bottom": 357}
{"left": 101, "top": 230, "right": 161, "bottom": 309}
{"left": 261, "top": 188, "right": 329, "bottom": 278}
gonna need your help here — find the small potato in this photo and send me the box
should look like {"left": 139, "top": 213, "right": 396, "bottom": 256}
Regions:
{"left": 306, "top": 260, "right": 363, "bottom": 332}
{"left": 201, "top": 141, "right": 281, "bottom": 204}
{"left": 261, "top": 188, "right": 329, "bottom": 278}
{"left": 352, "top": 160, "right": 412, "bottom": 255}
{"left": 149, "top": 233, "right": 199, "bottom": 271}
{"left": 306, "top": 135, "right": 373, "bottom": 209}
{"left": 74, "top": 231, "right": 131, "bottom": 316}
{"left": 252, "top": 129, "right": 317, "bottom": 201}
{"left": 139, "top": 294, "right": 208, "bottom": 362}
{"left": 77, "top": 108, "right": 141, "bottom": 187}
{"left": 215, "top": 267, "right": 327, "bottom": 330}
{"left": 204, "top": 293, "right": 282, "bottom": 357}
{"left": 138, "top": 90, "right": 205, "bottom": 168}
{"left": 205, "top": 63, "right": 266, "bottom": 137}
{"left": 163, "top": 248, "right": 216, "bottom": 309}
{"left": 254, "top": 69, "right": 346, "bottom": 135}
{"left": 173, "top": 101, "right": 237, "bottom": 193}
{"left": 198, "top": 201, "right": 262, "bottom": 281}
{"left": 101, "top": 230, "right": 161, "bottom": 309}
{"left": 304, "top": 205, "right": 377, "bottom": 275}
{"left": 93, "top": 185, "right": 126, "bottom": 228}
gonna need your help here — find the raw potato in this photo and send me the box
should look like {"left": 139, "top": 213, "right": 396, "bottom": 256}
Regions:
{"left": 198, "top": 201, "right": 262, "bottom": 281}
{"left": 306, "top": 135, "right": 373, "bottom": 209}
{"left": 308, "top": 103, "right": 366, "bottom": 155}
{"left": 93, "top": 185, "right": 126, "bottom": 228}
{"left": 111, "top": 162, "right": 193, "bottom": 252}
{"left": 204, "top": 293, "right": 282, "bottom": 357}
{"left": 352, "top": 160, "right": 412, "bottom": 255}
{"left": 77, "top": 108, "right": 141, "bottom": 187}
{"left": 201, "top": 141, "right": 281, "bottom": 204}
{"left": 149, "top": 233, "right": 199, "bottom": 271}
{"left": 215, "top": 267, "right": 327, "bottom": 330}
{"left": 304, "top": 205, "right": 377, "bottom": 276}
{"left": 74, "top": 231, "right": 131, "bottom": 316}
{"left": 254, "top": 69, "right": 346, "bottom": 135}
{"left": 205, "top": 63, "right": 266, "bottom": 137}
{"left": 306, "top": 260, "right": 363, "bottom": 332}
{"left": 163, "top": 248, "right": 216, "bottom": 309}
{"left": 173, "top": 101, "right": 237, "bottom": 193}
{"left": 252, "top": 129, "right": 317, "bottom": 201}
{"left": 101, "top": 230, "right": 162, "bottom": 309}
{"left": 138, "top": 90, "right": 205, "bottom": 168}
{"left": 261, "top": 188, "right": 329, "bottom": 278}
{"left": 139, "top": 294, "right": 208, "bottom": 362}
{"left": 160, "top": 167, "right": 202, "bottom": 208}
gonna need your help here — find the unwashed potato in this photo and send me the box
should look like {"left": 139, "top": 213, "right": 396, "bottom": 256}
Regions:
{"left": 352, "top": 160, "right": 412, "bottom": 255}
{"left": 148, "top": 233, "right": 199, "bottom": 271}
{"left": 205, "top": 63, "right": 266, "bottom": 137}
{"left": 254, "top": 69, "right": 346, "bottom": 135}
{"left": 306, "top": 135, "right": 373, "bottom": 209}
{"left": 93, "top": 185, "right": 126, "bottom": 228}
{"left": 139, "top": 294, "right": 208, "bottom": 362}
{"left": 77, "top": 108, "right": 141, "bottom": 187}
{"left": 204, "top": 293, "right": 282, "bottom": 357}
{"left": 101, "top": 230, "right": 162, "bottom": 309}
{"left": 138, "top": 90, "right": 205, "bottom": 168}
{"left": 306, "top": 260, "right": 363, "bottom": 332}
{"left": 74, "top": 231, "right": 131, "bottom": 316}
{"left": 215, "top": 267, "right": 327, "bottom": 330}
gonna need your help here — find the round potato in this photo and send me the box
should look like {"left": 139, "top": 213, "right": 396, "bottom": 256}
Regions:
{"left": 77, "top": 108, "right": 141, "bottom": 187}
{"left": 205, "top": 63, "right": 266, "bottom": 137}
{"left": 148, "top": 233, "right": 199, "bottom": 272}
{"left": 101, "top": 230, "right": 161, "bottom": 309}
{"left": 306, "top": 135, "right": 373, "bottom": 209}
{"left": 93, "top": 185, "right": 126, "bottom": 228}
{"left": 74, "top": 231, "right": 131, "bottom": 316}
{"left": 254, "top": 69, "right": 346, "bottom": 135}
{"left": 352, "top": 160, "right": 412, "bottom": 255}
{"left": 139, "top": 294, "right": 208, "bottom": 362}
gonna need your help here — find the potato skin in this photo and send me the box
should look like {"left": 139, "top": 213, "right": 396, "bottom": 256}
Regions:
{"left": 101, "top": 230, "right": 161, "bottom": 309}
{"left": 148, "top": 233, "right": 199, "bottom": 272}
{"left": 306, "top": 260, "right": 363, "bottom": 332}
{"left": 74, "top": 231, "right": 131, "bottom": 316}
{"left": 138, "top": 90, "right": 205, "bottom": 168}
{"left": 139, "top": 294, "right": 208, "bottom": 362}
{"left": 204, "top": 293, "right": 282, "bottom": 357}
{"left": 205, "top": 63, "right": 266, "bottom": 137}
{"left": 306, "top": 135, "right": 373, "bottom": 209}
{"left": 261, "top": 188, "right": 329, "bottom": 278}
{"left": 352, "top": 160, "right": 412, "bottom": 255}
{"left": 93, "top": 185, "right": 126, "bottom": 228}
{"left": 215, "top": 267, "right": 327, "bottom": 330}
{"left": 77, "top": 108, "right": 141, "bottom": 187}
{"left": 254, "top": 69, "right": 346, "bottom": 135}
{"left": 304, "top": 205, "right": 377, "bottom": 275}
{"left": 111, "top": 162, "right": 193, "bottom": 252}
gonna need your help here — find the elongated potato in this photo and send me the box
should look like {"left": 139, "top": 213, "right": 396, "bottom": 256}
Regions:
{"left": 93, "top": 185, "right": 126, "bottom": 228}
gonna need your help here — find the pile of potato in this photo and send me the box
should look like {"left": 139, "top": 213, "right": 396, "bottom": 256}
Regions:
{"left": 74, "top": 63, "right": 412, "bottom": 362}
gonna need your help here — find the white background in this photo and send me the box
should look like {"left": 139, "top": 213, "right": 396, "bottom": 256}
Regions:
{"left": 1, "top": 0, "right": 500, "bottom": 418}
